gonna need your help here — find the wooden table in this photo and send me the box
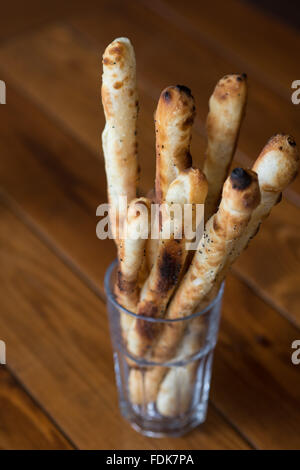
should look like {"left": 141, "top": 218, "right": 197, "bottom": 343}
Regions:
{"left": 0, "top": 0, "right": 299, "bottom": 450}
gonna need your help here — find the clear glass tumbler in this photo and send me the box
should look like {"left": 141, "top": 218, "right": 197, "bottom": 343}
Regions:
{"left": 105, "top": 260, "right": 224, "bottom": 437}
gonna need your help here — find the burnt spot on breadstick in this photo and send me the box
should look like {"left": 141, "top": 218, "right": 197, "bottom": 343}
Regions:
{"left": 156, "top": 247, "right": 182, "bottom": 294}
{"left": 136, "top": 318, "right": 159, "bottom": 341}
{"left": 214, "top": 73, "right": 247, "bottom": 102}
{"left": 103, "top": 57, "right": 115, "bottom": 66}
{"left": 135, "top": 302, "right": 160, "bottom": 341}
{"left": 181, "top": 115, "right": 194, "bottom": 130}
{"left": 288, "top": 136, "right": 296, "bottom": 147}
{"left": 230, "top": 168, "right": 252, "bottom": 190}
{"left": 163, "top": 90, "right": 172, "bottom": 102}
{"left": 175, "top": 84, "right": 193, "bottom": 97}
{"left": 113, "top": 81, "right": 123, "bottom": 89}
{"left": 236, "top": 73, "right": 247, "bottom": 81}
{"left": 138, "top": 301, "right": 159, "bottom": 319}
{"left": 117, "top": 270, "right": 136, "bottom": 294}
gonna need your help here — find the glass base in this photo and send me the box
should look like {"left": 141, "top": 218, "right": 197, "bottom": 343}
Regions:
{"left": 119, "top": 401, "right": 208, "bottom": 438}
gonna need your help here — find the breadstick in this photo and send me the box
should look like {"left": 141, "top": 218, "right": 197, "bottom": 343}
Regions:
{"left": 129, "top": 168, "right": 260, "bottom": 404}
{"left": 244, "top": 133, "right": 298, "bottom": 249}
{"left": 155, "top": 85, "right": 195, "bottom": 204}
{"left": 115, "top": 197, "right": 150, "bottom": 337}
{"left": 156, "top": 135, "right": 299, "bottom": 415}
{"left": 102, "top": 37, "right": 139, "bottom": 240}
{"left": 127, "top": 168, "right": 208, "bottom": 358}
{"left": 145, "top": 189, "right": 159, "bottom": 272}
{"left": 210, "top": 133, "right": 299, "bottom": 295}
{"left": 129, "top": 321, "right": 203, "bottom": 406}
{"left": 203, "top": 74, "right": 247, "bottom": 220}
{"left": 146, "top": 85, "right": 195, "bottom": 270}
{"left": 156, "top": 325, "right": 202, "bottom": 417}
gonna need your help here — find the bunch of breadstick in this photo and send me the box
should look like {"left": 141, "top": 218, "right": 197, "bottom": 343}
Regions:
{"left": 101, "top": 37, "right": 299, "bottom": 417}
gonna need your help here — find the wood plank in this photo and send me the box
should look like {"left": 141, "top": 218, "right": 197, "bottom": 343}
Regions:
{"left": 0, "top": 366, "right": 72, "bottom": 449}
{"left": 0, "top": 1, "right": 93, "bottom": 42}
{"left": 213, "top": 275, "right": 300, "bottom": 450}
{"left": 0, "top": 24, "right": 299, "bottom": 322}
{"left": 0, "top": 83, "right": 115, "bottom": 290}
{"left": 145, "top": 0, "right": 300, "bottom": 99}
{"left": 0, "top": 199, "right": 249, "bottom": 450}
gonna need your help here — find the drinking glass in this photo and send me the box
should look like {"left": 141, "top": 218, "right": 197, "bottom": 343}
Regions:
{"left": 105, "top": 260, "right": 224, "bottom": 437}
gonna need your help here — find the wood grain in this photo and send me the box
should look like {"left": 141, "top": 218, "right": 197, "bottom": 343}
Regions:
{"left": 0, "top": 1, "right": 93, "bottom": 42}
{"left": 0, "top": 366, "right": 72, "bottom": 449}
{"left": 0, "top": 199, "right": 249, "bottom": 450}
{"left": 213, "top": 274, "right": 300, "bottom": 450}
{"left": 146, "top": 0, "right": 300, "bottom": 98}
{"left": 0, "top": 1, "right": 298, "bottom": 450}
{"left": 1, "top": 182, "right": 300, "bottom": 448}
{"left": 0, "top": 23, "right": 299, "bottom": 322}
{"left": 0, "top": 84, "right": 115, "bottom": 289}
{"left": 1, "top": 6, "right": 300, "bottom": 198}
{"left": 0, "top": 83, "right": 298, "bottom": 447}
{"left": 70, "top": 0, "right": 300, "bottom": 196}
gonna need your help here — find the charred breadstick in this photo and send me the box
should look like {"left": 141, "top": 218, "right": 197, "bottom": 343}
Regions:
{"left": 155, "top": 85, "right": 195, "bottom": 204}
{"left": 203, "top": 74, "right": 247, "bottom": 220}
{"left": 102, "top": 37, "right": 139, "bottom": 240}
{"left": 115, "top": 197, "right": 150, "bottom": 335}
{"left": 127, "top": 168, "right": 208, "bottom": 358}
{"left": 156, "top": 135, "right": 299, "bottom": 415}
{"left": 146, "top": 86, "right": 195, "bottom": 270}
{"left": 129, "top": 169, "right": 260, "bottom": 404}
{"left": 153, "top": 168, "right": 260, "bottom": 360}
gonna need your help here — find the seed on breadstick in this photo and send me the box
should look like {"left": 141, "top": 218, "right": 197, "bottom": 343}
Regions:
{"left": 129, "top": 169, "right": 260, "bottom": 404}
{"left": 115, "top": 197, "right": 151, "bottom": 335}
{"left": 155, "top": 85, "right": 195, "bottom": 204}
{"left": 102, "top": 37, "right": 139, "bottom": 240}
{"left": 127, "top": 168, "right": 208, "bottom": 359}
{"left": 203, "top": 74, "right": 248, "bottom": 220}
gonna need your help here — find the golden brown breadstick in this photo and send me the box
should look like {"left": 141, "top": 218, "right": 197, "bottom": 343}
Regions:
{"left": 247, "top": 133, "right": 298, "bottom": 246}
{"left": 102, "top": 37, "right": 139, "bottom": 240}
{"left": 115, "top": 197, "right": 150, "bottom": 335}
{"left": 127, "top": 168, "right": 208, "bottom": 358}
{"left": 203, "top": 74, "right": 247, "bottom": 220}
{"left": 129, "top": 168, "right": 260, "bottom": 404}
{"left": 156, "top": 326, "right": 202, "bottom": 417}
{"left": 129, "top": 322, "right": 203, "bottom": 407}
{"left": 155, "top": 85, "right": 195, "bottom": 204}
{"left": 145, "top": 189, "right": 159, "bottom": 272}
{"left": 211, "top": 133, "right": 299, "bottom": 294}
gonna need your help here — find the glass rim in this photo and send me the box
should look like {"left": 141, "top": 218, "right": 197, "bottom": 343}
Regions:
{"left": 104, "top": 259, "right": 224, "bottom": 324}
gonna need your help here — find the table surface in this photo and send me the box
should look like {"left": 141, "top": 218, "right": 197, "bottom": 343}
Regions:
{"left": 0, "top": 0, "right": 299, "bottom": 450}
